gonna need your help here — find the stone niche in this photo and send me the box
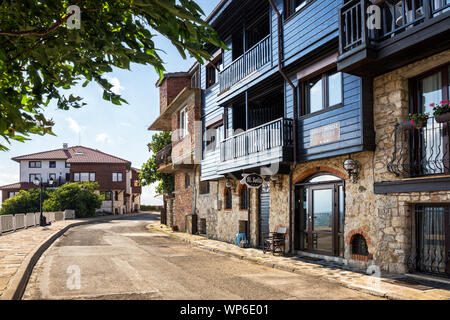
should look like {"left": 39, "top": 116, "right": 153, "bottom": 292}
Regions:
{"left": 346, "top": 229, "right": 373, "bottom": 262}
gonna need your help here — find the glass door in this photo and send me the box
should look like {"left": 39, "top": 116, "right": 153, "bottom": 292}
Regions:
{"left": 295, "top": 174, "right": 345, "bottom": 257}
{"left": 310, "top": 186, "right": 334, "bottom": 254}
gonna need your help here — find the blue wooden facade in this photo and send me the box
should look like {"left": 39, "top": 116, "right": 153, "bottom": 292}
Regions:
{"left": 200, "top": 0, "right": 375, "bottom": 181}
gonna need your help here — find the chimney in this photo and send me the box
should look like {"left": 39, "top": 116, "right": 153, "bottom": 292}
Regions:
{"left": 63, "top": 143, "right": 68, "bottom": 150}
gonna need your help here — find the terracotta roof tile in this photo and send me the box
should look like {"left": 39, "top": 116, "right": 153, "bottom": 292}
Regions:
{"left": 12, "top": 146, "right": 131, "bottom": 165}
{"left": 0, "top": 182, "right": 36, "bottom": 190}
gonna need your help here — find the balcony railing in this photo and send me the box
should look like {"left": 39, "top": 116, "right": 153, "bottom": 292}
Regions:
{"left": 339, "top": 0, "right": 450, "bottom": 55}
{"left": 388, "top": 118, "right": 449, "bottom": 177}
{"left": 220, "top": 118, "right": 293, "bottom": 162}
{"left": 219, "top": 35, "right": 271, "bottom": 93}
{"left": 155, "top": 144, "right": 172, "bottom": 168}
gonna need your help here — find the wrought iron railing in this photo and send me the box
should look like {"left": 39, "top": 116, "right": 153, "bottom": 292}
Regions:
{"left": 219, "top": 35, "right": 271, "bottom": 93}
{"left": 407, "top": 204, "right": 449, "bottom": 277}
{"left": 220, "top": 118, "right": 293, "bottom": 162}
{"left": 339, "top": 0, "right": 450, "bottom": 55}
{"left": 155, "top": 144, "right": 172, "bottom": 167}
{"left": 388, "top": 118, "right": 450, "bottom": 177}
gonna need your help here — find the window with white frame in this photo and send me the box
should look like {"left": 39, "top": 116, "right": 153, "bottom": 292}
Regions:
{"left": 112, "top": 172, "right": 123, "bottom": 182}
{"left": 179, "top": 106, "right": 189, "bottom": 139}
{"left": 74, "top": 172, "right": 95, "bottom": 182}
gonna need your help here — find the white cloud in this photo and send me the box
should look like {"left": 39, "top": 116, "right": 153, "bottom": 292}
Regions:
{"left": 95, "top": 133, "right": 112, "bottom": 144}
{"left": 106, "top": 76, "right": 124, "bottom": 94}
{"left": 66, "top": 117, "right": 85, "bottom": 134}
{"left": 119, "top": 122, "right": 131, "bottom": 127}
{"left": 141, "top": 184, "right": 163, "bottom": 205}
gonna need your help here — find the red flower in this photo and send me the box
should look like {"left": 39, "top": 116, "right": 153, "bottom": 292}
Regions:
{"left": 430, "top": 103, "right": 435, "bottom": 107}
{"left": 410, "top": 120, "right": 415, "bottom": 124}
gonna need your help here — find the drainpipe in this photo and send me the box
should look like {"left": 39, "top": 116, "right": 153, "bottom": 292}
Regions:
{"left": 268, "top": 0, "right": 298, "bottom": 253}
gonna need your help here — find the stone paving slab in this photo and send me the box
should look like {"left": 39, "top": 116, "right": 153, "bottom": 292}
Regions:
{"left": 147, "top": 222, "right": 450, "bottom": 300}
{"left": 0, "top": 213, "right": 143, "bottom": 300}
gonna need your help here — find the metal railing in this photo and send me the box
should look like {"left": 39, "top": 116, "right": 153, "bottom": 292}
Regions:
{"left": 407, "top": 204, "right": 450, "bottom": 277}
{"left": 388, "top": 118, "right": 450, "bottom": 177}
{"left": 219, "top": 35, "right": 271, "bottom": 93}
{"left": 339, "top": 0, "right": 450, "bottom": 55}
{"left": 220, "top": 118, "right": 293, "bottom": 162}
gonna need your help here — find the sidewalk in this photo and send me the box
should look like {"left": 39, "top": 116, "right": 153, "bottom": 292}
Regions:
{"left": 147, "top": 222, "right": 450, "bottom": 300}
{"left": 0, "top": 213, "right": 142, "bottom": 300}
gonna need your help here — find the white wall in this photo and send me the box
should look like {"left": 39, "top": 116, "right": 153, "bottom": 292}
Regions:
{"left": 20, "top": 160, "right": 70, "bottom": 183}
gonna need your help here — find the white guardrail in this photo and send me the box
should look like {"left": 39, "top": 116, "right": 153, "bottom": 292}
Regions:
{"left": 0, "top": 210, "right": 75, "bottom": 236}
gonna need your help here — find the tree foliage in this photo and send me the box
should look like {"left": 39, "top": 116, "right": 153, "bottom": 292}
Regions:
{"left": 43, "top": 182, "right": 102, "bottom": 217}
{"left": 0, "top": 188, "right": 49, "bottom": 215}
{"left": 0, "top": 0, "right": 225, "bottom": 150}
{"left": 140, "top": 131, "right": 173, "bottom": 195}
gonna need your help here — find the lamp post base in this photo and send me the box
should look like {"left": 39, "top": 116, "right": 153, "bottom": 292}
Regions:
{"left": 40, "top": 215, "right": 48, "bottom": 227}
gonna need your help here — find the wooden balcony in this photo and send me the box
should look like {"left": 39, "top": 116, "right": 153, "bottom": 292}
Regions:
{"left": 155, "top": 144, "right": 173, "bottom": 173}
{"left": 219, "top": 35, "right": 271, "bottom": 93}
{"left": 338, "top": 0, "right": 450, "bottom": 76}
{"left": 218, "top": 118, "right": 294, "bottom": 174}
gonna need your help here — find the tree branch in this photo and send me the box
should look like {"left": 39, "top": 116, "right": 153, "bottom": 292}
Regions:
{"left": 0, "top": 12, "right": 74, "bottom": 37}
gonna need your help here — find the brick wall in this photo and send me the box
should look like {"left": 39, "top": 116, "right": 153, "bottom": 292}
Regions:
{"left": 173, "top": 171, "right": 193, "bottom": 231}
{"left": 171, "top": 89, "right": 202, "bottom": 165}
{"left": 159, "top": 76, "right": 190, "bottom": 114}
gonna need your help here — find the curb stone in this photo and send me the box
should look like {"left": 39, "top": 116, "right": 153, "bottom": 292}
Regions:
{"left": 2, "top": 213, "right": 143, "bottom": 300}
{"left": 146, "top": 222, "right": 450, "bottom": 300}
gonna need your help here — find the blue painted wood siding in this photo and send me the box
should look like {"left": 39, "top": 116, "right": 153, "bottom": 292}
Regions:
{"left": 285, "top": 72, "right": 368, "bottom": 161}
{"left": 282, "top": 0, "right": 342, "bottom": 65}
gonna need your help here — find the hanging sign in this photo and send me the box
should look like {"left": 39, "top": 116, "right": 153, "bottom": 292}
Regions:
{"left": 241, "top": 174, "right": 264, "bottom": 189}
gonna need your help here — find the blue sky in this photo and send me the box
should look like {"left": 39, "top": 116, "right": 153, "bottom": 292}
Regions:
{"left": 0, "top": 0, "right": 220, "bottom": 205}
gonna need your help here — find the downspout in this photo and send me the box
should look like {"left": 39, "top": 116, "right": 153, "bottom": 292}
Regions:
{"left": 268, "top": 0, "right": 298, "bottom": 254}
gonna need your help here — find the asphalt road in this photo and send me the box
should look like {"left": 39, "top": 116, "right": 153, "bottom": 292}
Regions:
{"left": 23, "top": 213, "right": 381, "bottom": 300}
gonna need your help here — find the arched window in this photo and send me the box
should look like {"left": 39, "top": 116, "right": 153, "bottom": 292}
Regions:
{"left": 224, "top": 187, "right": 232, "bottom": 210}
{"left": 240, "top": 185, "right": 248, "bottom": 210}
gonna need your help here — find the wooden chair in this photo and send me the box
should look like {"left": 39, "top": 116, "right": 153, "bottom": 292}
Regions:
{"left": 262, "top": 227, "right": 287, "bottom": 255}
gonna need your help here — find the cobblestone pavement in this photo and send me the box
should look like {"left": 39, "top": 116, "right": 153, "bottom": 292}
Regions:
{"left": 0, "top": 214, "right": 141, "bottom": 299}
{"left": 24, "top": 213, "right": 381, "bottom": 300}
{"left": 146, "top": 223, "right": 450, "bottom": 300}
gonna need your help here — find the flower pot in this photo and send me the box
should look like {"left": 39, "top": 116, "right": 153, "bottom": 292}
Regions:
{"left": 400, "top": 120, "right": 427, "bottom": 130}
{"left": 435, "top": 112, "right": 450, "bottom": 123}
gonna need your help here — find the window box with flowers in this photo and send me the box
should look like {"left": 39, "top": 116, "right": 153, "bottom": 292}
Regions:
{"left": 401, "top": 113, "right": 429, "bottom": 130}
{"left": 431, "top": 101, "right": 450, "bottom": 123}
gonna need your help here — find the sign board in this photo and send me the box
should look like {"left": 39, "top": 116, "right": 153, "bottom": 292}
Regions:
{"left": 240, "top": 174, "right": 264, "bottom": 189}
{"left": 310, "top": 122, "right": 340, "bottom": 147}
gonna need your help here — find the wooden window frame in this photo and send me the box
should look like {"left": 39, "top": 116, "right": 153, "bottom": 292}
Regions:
{"left": 239, "top": 185, "right": 249, "bottom": 210}
{"left": 284, "top": 0, "right": 311, "bottom": 19}
{"left": 185, "top": 173, "right": 191, "bottom": 189}
{"left": 301, "top": 70, "right": 343, "bottom": 116}
{"left": 206, "top": 55, "right": 223, "bottom": 89}
{"left": 224, "top": 187, "right": 233, "bottom": 210}
{"left": 199, "top": 181, "right": 210, "bottom": 195}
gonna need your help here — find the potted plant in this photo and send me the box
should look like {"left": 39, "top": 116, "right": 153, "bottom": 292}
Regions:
{"left": 431, "top": 101, "right": 450, "bottom": 123}
{"left": 401, "top": 113, "right": 429, "bottom": 130}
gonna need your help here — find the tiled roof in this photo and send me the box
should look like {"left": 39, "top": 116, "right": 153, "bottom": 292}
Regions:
{"left": 12, "top": 146, "right": 131, "bottom": 165}
{"left": 0, "top": 182, "right": 35, "bottom": 190}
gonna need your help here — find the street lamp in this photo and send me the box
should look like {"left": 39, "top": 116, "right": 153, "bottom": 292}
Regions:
{"left": 33, "top": 177, "right": 54, "bottom": 226}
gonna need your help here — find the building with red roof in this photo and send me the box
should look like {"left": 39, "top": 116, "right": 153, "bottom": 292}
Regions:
{"left": 0, "top": 144, "right": 141, "bottom": 214}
